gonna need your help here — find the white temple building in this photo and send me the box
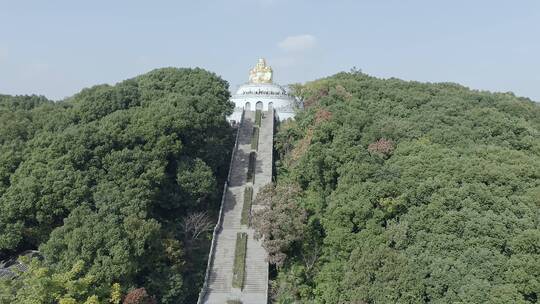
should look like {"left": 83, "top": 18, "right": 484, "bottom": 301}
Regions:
{"left": 228, "top": 58, "right": 300, "bottom": 123}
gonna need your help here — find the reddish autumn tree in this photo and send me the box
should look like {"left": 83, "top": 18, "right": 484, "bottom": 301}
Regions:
{"left": 368, "top": 138, "right": 395, "bottom": 158}
{"left": 314, "top": 108, "right": 332, "bottom": 124}
{"left": 252, "top": 183, "right": 307, "bottom": 267}
{"left": 123, "top": 288, "right": 156, "bottom": 304}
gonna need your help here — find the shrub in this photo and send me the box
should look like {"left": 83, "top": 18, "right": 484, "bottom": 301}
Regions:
{"left": 251, "top": 127, "right": 259, "bottom": 150}
{"left": 255, "top": 110, "right": 262, "bottom": 127}
{"left": 241, "top": 186, "right": 253, "bottom": 225}
{"left": 246, "top": 152, "right": 256, "bottom": 183}
{"left": 232, "top": 232, "right": 248, "bottom": 289}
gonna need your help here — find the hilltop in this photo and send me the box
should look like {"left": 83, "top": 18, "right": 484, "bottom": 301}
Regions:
{"left": 263, "top": 71, "right": 540, "bottom": 303}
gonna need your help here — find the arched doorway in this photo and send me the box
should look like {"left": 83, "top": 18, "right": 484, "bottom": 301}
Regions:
{"left": 256, "top": 101, "right": 263, "bottom": 110}
{"left": 245, "top": 102, "right": 251, "bottom": 111}
{"left": 268, "top": 102, "right": 273, "bottom": 110}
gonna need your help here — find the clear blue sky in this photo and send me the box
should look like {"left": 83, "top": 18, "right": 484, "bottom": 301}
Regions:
{"left": 1, "top": 0, "right": 539, "bottom": 101}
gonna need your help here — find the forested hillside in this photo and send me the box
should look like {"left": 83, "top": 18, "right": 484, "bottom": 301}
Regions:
{"left": 2, "top": 68, "right": 539, "bottom": 304}
{"left": 0, "top": 68, "right": 234, "bottom": 303}
{"left": 263, "top": 71, "right": 540, "bottom": 303}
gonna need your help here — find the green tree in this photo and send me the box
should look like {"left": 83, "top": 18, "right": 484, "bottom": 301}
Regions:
{"left": 0, "top": 67, "right": 234, "bottom": 303}
{"left": 0, "top": 258, "right": 121, "bottom": 304}
{"left": 271, "top": 71, "right": 540, "bottom": 303}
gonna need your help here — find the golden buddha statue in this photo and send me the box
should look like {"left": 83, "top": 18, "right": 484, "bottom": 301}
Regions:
{"left": 249, "top": 58, "right": 273, "bottom": 84}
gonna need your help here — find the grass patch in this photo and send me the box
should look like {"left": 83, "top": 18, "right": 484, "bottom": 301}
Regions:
{"left": 227, "top": 301, "right": 242, "bottom": 304}
{"left": 232, "top": 232, "right": 248, "bottom": 289}
{"left": 241, "top": 186, "right": 253, "bottom": 226}
{"left": 255, "top": 109, "right": 262, "bottom": 127}
{"left": 250, "top": 127, "right": 259, "bottom": 150}
{"left": 246, "top": 152, "right": 256, "bottom": 183}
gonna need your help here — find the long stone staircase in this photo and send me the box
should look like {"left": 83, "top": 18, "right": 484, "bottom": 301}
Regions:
{"left": 198, "top": 109, "right": 273, "bottom": 304}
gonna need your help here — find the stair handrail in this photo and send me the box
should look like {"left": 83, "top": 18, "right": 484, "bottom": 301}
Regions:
{"left": 264, "top": 108, "right": 274, "bottom": 304}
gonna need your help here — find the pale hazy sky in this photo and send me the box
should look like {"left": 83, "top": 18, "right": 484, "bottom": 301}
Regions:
{"left": 1, "top": 0, "right": 539, "bottom": 101}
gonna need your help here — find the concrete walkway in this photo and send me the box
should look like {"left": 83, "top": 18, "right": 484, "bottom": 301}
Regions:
{"left": 200, "top": 110, "right": 273, "bottom": 304}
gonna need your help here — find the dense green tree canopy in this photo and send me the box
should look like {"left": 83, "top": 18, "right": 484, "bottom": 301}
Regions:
{"left": 271, "top": 71, "right": 540, "bottom": 303}
{"left": 2, "top": 67, "right": 539, "bottom": 303}
{"left": 0, "top": 68, "right": 234, "bottom": 303}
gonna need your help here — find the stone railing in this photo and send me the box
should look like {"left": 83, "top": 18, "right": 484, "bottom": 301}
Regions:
{"left": 196, "top": 110, "right": 244, "bottom": 304}
{"left": 264, "top": 108, "right": 274, "bottom": 304}
{"left": 232, "top": 93, "right": 295, "bottom": 100}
